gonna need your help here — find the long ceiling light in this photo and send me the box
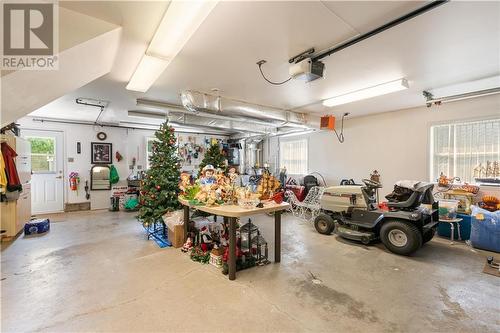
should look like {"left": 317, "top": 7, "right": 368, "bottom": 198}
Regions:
{"left": 126, "top": 0, "right": 219, "bottom": 92}
{"left": 323, "top": 78, "right": 409, "bottom": 107}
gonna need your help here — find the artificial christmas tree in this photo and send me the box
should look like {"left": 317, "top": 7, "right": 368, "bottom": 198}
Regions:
{"left": 199, "top": 143, "right": 226, "bottom": 174}
{"left": 138, "top": 121, "right": 181, "bottom": 226}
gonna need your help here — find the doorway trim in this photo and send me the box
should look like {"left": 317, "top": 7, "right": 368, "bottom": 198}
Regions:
{"left": 22, "top": 128, "right": 65, "bottom": 214}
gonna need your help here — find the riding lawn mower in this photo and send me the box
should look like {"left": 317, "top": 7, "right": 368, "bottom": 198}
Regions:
{"left": 314, "top": 179, "right": 439, "bottom": 256}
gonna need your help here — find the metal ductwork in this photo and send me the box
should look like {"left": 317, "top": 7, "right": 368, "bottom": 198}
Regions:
{"left": 168, "top": 112, "right": 278, "bottom": 135}
{"left": 180, "top": 90, "right": 320, "bottom": 129}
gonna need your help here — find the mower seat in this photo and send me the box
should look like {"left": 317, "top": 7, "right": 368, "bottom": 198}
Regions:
{"left": 387, "top": 183, "right": 434, "bottom": 210}
{"left": 303, "top": 175, "right": 320, "bottom": 196}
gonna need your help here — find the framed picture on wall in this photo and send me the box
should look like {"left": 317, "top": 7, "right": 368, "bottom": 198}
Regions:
{"left": 91, "top": 142, "right": 112, "bottom": 164}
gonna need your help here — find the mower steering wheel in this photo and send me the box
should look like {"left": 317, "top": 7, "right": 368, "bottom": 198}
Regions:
{"left": 362, "top": 178, "right": 382, "bottom": 188}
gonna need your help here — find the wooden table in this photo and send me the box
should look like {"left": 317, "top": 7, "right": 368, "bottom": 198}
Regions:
{"left": 179, "top": 198, "right": 290, "bottom": 280}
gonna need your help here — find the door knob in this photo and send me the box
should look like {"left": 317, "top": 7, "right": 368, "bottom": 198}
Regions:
{"left": 56, "top": 176, "right": 63, "bottom": 179}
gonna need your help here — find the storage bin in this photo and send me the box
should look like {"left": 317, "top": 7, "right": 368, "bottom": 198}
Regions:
{"left": 438, "top": 213, "right": 471, "bottom": 240}
{"left": 438, "top": 199, "right": 459, "bottom": 220}
{"left": 470, "top": 206, "right": 500, "bottom": 253}
{"left": 24, "top": 218, "right": 50, "bottom": 235}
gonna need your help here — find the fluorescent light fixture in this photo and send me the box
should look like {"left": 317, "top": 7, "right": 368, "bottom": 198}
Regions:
{"left": 323, "top": 78, "right": 409, "bottom": 107}
{"left": 126, "top": 0, "right": 219, "bottom": 92}
{"left": 126, "top": 55, "right": 170, "bottom": 92}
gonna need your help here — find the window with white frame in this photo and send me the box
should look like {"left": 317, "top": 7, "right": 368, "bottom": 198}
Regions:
{"left": 430, "top": 118, "right": 500, "bottom": 183}
{"left": 279, "top": 139, "right": 308, "bottom": 175}
{"left": 146, "top": 137, "right": 158, "bottom": 170}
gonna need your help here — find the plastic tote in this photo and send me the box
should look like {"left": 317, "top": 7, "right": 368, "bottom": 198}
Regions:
{"left": 470, "top": 206, "right": 500, "bottom": 253}
{"left": 438, "top": 199, "right": 459, "bottom": 220}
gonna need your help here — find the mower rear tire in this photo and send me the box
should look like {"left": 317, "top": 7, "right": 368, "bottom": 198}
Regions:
{"left": 314, "top": 213, "right": 335, "bottom": 235}
{"left": 422, "top": 227, "right": 436, "bottom": 244}
{"left": 380, "top": 220, "right": 422, "bottom": 256}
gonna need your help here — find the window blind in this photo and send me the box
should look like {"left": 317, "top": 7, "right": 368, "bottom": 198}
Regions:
{"left": 430, "top": 119, "right": 500, "bottom": 182}
{"left": 280, "top": 139, "right": 308, "bottom": 175}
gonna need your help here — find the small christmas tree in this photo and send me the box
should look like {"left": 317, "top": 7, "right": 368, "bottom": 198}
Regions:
{"left": 138, "top": 121, "right": 181, "bottom": 225}
{"left": 199, "top": 143, "right": 227, "bottom": 174}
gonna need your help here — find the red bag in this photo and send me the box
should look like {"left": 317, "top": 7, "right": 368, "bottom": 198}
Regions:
{"left": 285, "top": 185, "right": 306, "bottom": 202}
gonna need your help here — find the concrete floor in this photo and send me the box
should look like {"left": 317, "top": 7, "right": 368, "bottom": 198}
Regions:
{"left": 1, "top": 210, "right": 499, "bottom": 333}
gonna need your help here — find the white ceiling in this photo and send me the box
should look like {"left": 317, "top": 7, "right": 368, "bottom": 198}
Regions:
{"left": 29, "top": 0, "right": 500, "bottom": 123}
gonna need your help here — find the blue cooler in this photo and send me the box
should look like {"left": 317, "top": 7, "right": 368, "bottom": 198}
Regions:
{"left": 470, "top": 206, "right": 500, "bottom": 253}
{"left": 24, "top": 218, "right": 50, "bottom": 235}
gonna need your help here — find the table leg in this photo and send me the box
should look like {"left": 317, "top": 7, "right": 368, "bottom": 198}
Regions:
{"left": 183, "top": 205, "right": 190, "bottom": 242}
{"left": 228, "top": 217, "right": 237, "bottom": 280}
{"left": 450, "top": 223, "right": 455, "bottom": 244}
{"left": 457, "top": 222, "right": 462, "bottom": 241}
{"left": 214, "top": 215, "right": 217, "bottom": 223}
{"left": 275, "top": 210, "right": 281, "bottom": 263}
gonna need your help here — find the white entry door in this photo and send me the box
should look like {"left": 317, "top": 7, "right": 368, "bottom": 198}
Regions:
{"left": 22, "top": 130, "right": 64, "bottom": 214}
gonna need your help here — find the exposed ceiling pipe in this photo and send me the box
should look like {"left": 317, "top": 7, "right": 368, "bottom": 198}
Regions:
{"left": 423, "top": 87, "right": 500, "bottom": 107}
{"left": 171, "top": 113, "right": 274, "bottom": 135}
{"left": 180, "top": 90, "right": 320, "bottom": 128}
{"left": 128, "top": 109, "right": 279, "bottom": 134}
{"left": 136, "top": 98, "right": 297, "bottom": 128}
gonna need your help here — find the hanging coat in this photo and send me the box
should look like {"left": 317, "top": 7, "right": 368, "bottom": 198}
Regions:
{"left": 0, "top": 153, "right": 7, "bottom": 193}
{"left": 1, "top": 142, "right": 22, "bottom": 192}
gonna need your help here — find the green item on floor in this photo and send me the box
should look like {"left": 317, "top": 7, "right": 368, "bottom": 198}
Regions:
{"left": 124, "top": 197, "right": 139, "bottom": 210}
{"left": 110, "top": 165, "right": 120, "bottom": 184}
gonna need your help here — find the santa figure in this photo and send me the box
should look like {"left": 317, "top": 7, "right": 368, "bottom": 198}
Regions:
{"left": 181, "top": 237, "right": 193, "bottom": 253}
{"left": 199, "top": 226, "right": 213, "bottom": 252}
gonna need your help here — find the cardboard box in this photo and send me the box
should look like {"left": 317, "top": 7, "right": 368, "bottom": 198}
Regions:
{"left": 168, "top": 224, "right": 185, "bottom": 248}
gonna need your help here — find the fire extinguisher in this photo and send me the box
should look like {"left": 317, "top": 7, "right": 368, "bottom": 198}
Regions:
{"left": 69, "top": 172, "right": 80, "bottom": 191}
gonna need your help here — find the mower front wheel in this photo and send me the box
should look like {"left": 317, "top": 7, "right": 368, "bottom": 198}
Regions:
{"left": 380, "top": 220, "right": 422, "bottom": 256}
{"left": 314, "top": 213, "right": 335, "bottom": 235}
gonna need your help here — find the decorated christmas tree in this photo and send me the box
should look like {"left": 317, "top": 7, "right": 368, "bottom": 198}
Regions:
{"left": 199, "top": 143, "right": 227, "bottom": 174}
{"left": 138, "top": 121, "right": 181, "bottom": 225}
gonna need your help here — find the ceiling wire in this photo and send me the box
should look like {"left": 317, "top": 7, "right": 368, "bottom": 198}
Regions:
{"left": 257, "top": 61, "right": 292, "bottom": 86}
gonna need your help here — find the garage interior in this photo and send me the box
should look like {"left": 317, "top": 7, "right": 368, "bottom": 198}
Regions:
{"left": 1, "top": 1, "right": 499, "bottom": 332}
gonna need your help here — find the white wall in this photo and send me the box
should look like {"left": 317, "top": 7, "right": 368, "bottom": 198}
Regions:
{"left": 17, "top": 117, "right": 227, "bottom": 210}
{"left": 266, "top": 94, "right": 500, "bottom": 196}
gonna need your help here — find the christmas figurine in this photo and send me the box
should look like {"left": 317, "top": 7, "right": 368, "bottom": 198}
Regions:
{"left": 370, "top": 170, "right": 381, "bottom": 183}
{"left": 199, "top": 226, "right": 213, "bottom": 252}
{"left": 279, "top": 166, "right": 287, "bottom": 189}
{"left": 199, "top": 165, "right": 216, "bottom": 186}
{"left": 178, "top": 171, "right": 191, "bottom": 195}
{"left": 181, "top": 237, "right": 193, "bottom": 253}
{"left": 438, "top": 172, "right": 449, "bottom": 187}
{"left": 227, "top": 166, "right": 242, "bottom": 186}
